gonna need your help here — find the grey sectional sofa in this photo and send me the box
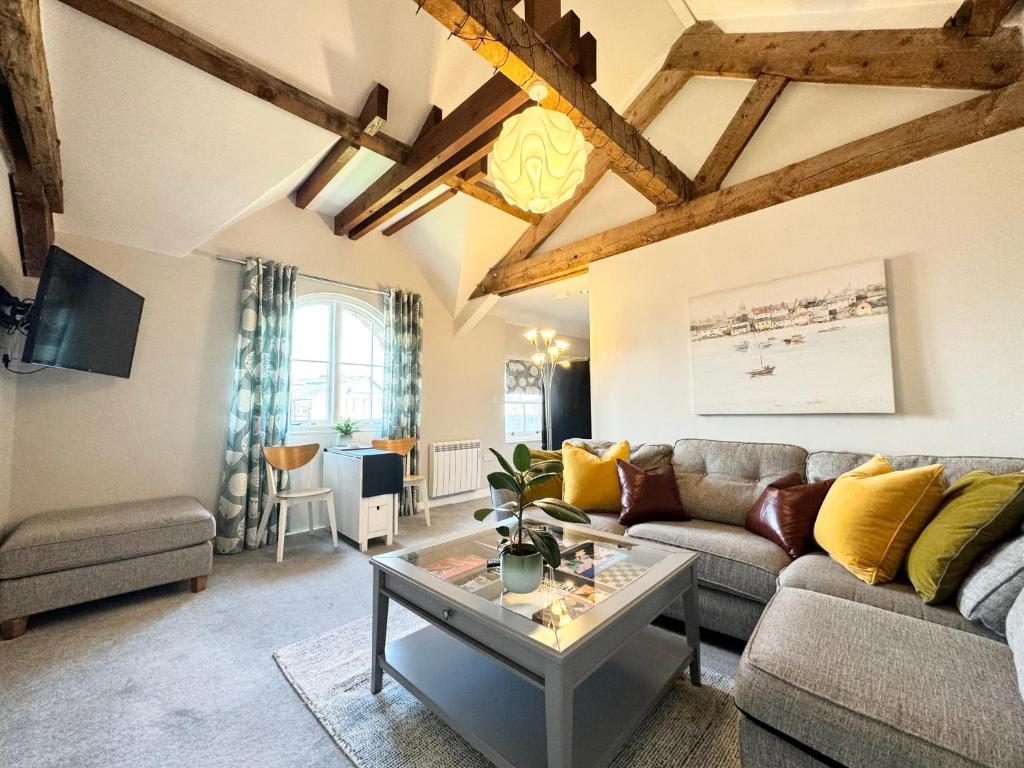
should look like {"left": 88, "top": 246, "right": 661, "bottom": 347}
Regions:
{"left": 505, "top": 438, "right": 1024, "bottom": 768}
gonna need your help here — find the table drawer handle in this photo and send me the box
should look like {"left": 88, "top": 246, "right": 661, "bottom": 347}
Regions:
{"left": 442, "top": 608, "right": 453, "bottom": 622}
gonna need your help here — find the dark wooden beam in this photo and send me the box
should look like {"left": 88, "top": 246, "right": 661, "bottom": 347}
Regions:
{"left": 693, "top": 74, "right": 787, "bottom": 195}
{"left": 524, "top": 0, "right": 559, "bottom": 36}
{"left": 335, "top": 75, "right": 529, "bottom": 237}
{"left": 665, "top": 25, "right": 1023, "bottom": 90}
{"left": 58, "top": 0, "right": 411, "bottom": 162}
{"left": 0, "top": 81, "right": 52, "bottom": 277}
{"left": 416, "top": 105, "right": 444, "bottom": 140}
{"left": 949, "top": 0, "right": 1017, "bottom": 37}
{"left": 293, "top": 83, "right": 388, "bottom": 209}
{"left": 477, "top": 79, "right": 1024, "bottom": 296}
{"left": 470, "top": 67, "right": 693, "bottom": 299}
{"left": 381, "top": 188, "right": 458, "bottom": 236}
{"left": 414, "top": 0, "right": 691, "bottom": 205}
{"left": 1, "top": 0, "right": 62, "bottom": 212}
{"left": 449, "top": 164, "right": 542, "bottom": 224}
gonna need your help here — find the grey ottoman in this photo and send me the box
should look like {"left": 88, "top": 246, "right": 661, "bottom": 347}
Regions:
{"left": 0, "top": 496, "right": 215, "bottom": 640}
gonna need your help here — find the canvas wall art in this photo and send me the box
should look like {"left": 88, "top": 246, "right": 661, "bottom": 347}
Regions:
{"left": 689, "top": 259, "right": 895, "bottom": 414}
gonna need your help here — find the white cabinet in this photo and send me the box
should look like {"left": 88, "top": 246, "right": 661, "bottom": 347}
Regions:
{"left": 323, "top": 448, "right": 401, "bottom": 551}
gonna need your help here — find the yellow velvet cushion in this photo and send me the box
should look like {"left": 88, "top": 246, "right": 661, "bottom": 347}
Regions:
{"left": 813, "top": 454, "right": 945, "bottom": 585}
{"left": 522, "top": 448, "right": 563, "bottom": 503}
{"left": 561, "top": 440, "right": 630, "bottom": 512}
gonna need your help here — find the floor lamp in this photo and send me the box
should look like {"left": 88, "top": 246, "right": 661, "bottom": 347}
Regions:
{"left": 524, "top": 328, "right": 570, "bottom": 450}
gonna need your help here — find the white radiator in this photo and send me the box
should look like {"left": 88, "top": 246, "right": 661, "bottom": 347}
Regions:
{"left": 429, "top": 440, "right": 482, "bottom": 497}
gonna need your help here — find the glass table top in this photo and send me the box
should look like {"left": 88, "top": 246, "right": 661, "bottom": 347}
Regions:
{"left": 388, "top": 524, "right": 680, "bottom": 643}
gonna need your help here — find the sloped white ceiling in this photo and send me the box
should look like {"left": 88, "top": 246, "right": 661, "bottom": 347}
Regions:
{"left": 37, "top": 0, "right": 1016, "bottom": 337}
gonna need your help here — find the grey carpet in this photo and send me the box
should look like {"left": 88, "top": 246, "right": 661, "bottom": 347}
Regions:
{"left": 275, "top": 608, "right": 740, "bottom": 768}
{"left": 0, "top": 502, "right": 742, "bottom": 767}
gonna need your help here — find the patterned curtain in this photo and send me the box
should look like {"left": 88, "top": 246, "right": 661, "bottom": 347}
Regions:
{"left": 383, "top": 290, "right": 423, "bottom": 517}
{"left": 505, "top": 358, "right": 543, "bottom": 395}
{"left": 215, "top": 258, "right": 298, "bottom": 554}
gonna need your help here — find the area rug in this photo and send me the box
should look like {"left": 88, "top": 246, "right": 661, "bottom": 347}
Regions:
{"left": 274, "top": 607, "right": 740, "bottom": 768}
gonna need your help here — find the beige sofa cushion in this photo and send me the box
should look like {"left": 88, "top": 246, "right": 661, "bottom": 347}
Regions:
{"left": 737, "top": 588, "right": 1024, "bottom": 768}
{"left": 671, "top": 439, "right": 808, "bottom": 526}
{"left": 806, "top": 451, "right": 1024, "bottom": 486}
{"left": 627, "top": 519, "right": 791, "bottom": 603}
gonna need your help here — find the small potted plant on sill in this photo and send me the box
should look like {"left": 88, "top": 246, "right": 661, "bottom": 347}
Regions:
{"left": 333, "top": 417, "right": 359, "bottom": 447}
{"left": 475, "top": 444, "right": 590, "bottom": 594}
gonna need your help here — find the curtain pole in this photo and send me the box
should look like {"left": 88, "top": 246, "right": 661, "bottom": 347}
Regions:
{"left": 214, "top": 256, "right": 392, "bottom": 297}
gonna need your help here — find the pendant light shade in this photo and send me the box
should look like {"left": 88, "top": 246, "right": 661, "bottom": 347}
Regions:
{"left": 489, "top": 87, "right": 591, "bottom": 215}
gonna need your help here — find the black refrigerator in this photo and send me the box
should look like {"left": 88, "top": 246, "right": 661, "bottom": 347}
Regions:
{"left": 543, "top": 360, "right": 592, "bottom": 450}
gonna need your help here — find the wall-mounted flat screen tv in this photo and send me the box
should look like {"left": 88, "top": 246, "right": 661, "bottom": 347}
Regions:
{"left": 21, "top": 246, "right": 145, "bottom": 378}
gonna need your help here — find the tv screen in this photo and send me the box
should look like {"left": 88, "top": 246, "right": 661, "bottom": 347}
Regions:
{"left": 22, "top": 247, "right": 145, "bottom": 378}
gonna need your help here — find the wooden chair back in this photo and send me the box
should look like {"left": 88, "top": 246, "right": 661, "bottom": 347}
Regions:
{"left": 371, "top": 438, "right": 417, "bottom": 457}
{"left": 263, "top": 443, "right": 321, "bottom": 471}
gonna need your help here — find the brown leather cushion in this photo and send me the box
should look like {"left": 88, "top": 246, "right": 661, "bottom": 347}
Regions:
{"left": 616, "top": 459, "right": 688, "bottom": 526}
{"left": 746, "top": 473, "right": 835, "bottom": 559}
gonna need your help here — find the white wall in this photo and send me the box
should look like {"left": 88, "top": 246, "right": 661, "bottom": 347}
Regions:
{"left": 0, "top": 156, "right": 24, "bottom": 535}
{"left": 589, "top": 129, "right": 1024, "bottom": 458}
{"left": 10, "top": 200, "right": 550, "bottom": 518}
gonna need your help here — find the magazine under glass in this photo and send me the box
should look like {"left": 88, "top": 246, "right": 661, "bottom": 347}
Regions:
{"left": 398, "top": 525, "right": 668, "bottom": 636}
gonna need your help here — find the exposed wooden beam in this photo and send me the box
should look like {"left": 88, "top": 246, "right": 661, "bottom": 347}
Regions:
{"left": 335, "top": 75, "right": 529, "bottom": 238}
{"left": 0, "top": 81, "right": 52, "bottom": 277}
{"left": 293, "top": 83, "right": 389, "bottom": 209}
{"left": 469, "top": 68, "right": 693, "bottom": 299}
{"left": 693, "top": 74, "right": 787, "bottom": 195}
{"left": 949, "top": 0, "right": 1017, "bottom": 37}
{"left": 58, "top": 0, "right": 410, "bottom": 162}
{"left": 1, "top": 0, "right": 63, "bottom": 212}
{"left": 450, "top": 177, "right": 542, "bottom": 223}
{"left": 416, "top": 105, "right": 444, "bottom": 140}
{"left": 524, "top": 0, "right": 560, "bottom": 37}
{"left": 381, "top": 188, "right": 458, "bottom": 236}
{"left": 478, "top": 79, "right": 1024, "bottom": 296}
{"left": 665, "top": 25, "right": 1024, "bottom": 90}
{"left": 413, "top": 0, "right": 691, "bottom": 206}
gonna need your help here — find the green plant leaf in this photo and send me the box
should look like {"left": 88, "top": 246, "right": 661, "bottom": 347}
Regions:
{"left": 513, "top": 444, "right": 532, "bottom": 472}
{"left": 532, "top": 498, "right": 591, "bottom": 525}
{"left": 496, "top": 525, "right": 511, "bottom": 538}
{"left": 527, "top": 528, "right": 562, "bottom": 568}
{"left": 526, "top": 472, "right": 559, "bottom": 487}
{"left": 487, "top": 471, "right": 522, "bottom": 494}
{"left": 473, "top": 507, "right": 494, "bottom": 521}
{"left": 489, "top": 448, "right": 516, "bottom": 476}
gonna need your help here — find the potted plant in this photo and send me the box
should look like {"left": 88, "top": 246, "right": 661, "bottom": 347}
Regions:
{"left": 333, "top": 417, "right": 359, "bottom": 446}
{"left": 475, "top": 444, "right": 590, "bottom": 594}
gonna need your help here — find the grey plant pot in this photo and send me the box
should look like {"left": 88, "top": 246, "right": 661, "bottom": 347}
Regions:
{"left": 500, "top": 550, "right": 544, "bottom": 594}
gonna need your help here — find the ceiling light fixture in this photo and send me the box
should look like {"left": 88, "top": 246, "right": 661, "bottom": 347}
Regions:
{"left": 489, "top": 83, "right": 591, "bottom": 215}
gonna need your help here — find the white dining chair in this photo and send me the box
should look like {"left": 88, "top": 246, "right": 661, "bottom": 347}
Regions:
{"left": 256, "top": 443, "right": 338, "bottom": 562}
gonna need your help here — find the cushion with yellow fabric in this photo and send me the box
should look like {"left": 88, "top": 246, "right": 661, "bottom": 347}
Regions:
{"left": 562, "top": 440, "right": 630, "bottom": 512}
{"left": 523, "top": 448, "right": 563, "bottom": 503}
{"left": 907, "top": 471, "right": 1024, "bottom": 604}
{"left": 813, "top": 454, "right": 945, "bottom": 585}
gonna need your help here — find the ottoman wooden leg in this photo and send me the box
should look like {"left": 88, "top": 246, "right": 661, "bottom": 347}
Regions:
{"left": 189, "top": 575, "right": 208, "bottom": 593}
{"left": 1, "top": 616, "right": 28, "bottom": 640}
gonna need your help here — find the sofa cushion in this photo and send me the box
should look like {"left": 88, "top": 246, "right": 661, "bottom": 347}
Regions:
{"left": 908, "top": 471, "right": 1024, "bottom": 604}
{"left": 958, "top": 535, "right": 1024, "bottom": 636}
{"left": 566, "top": 439, "right": 672, "bottom": 471}
{"left": 627, "top": 519, "right": 791, "bottom": 603}
{"left": 616, "top": 459, "right": 688, "bottom": 526}
{"left": 814, "top": 454, "right": 944, "bottom": 585}
{"left": 0, "top": 497, "right": 216, "bottom": 579}
{"left": 806, "top": 450, "right": 1024, "bottom": 486}
{"left": 1008, "top": 589, "right": 1024, "bottom": 702}
{"left": 746, "top": 474, "right": 834, "bottom": 560}
{"left": 562, "top": 440, "right": 629, "bottom": 512}
{"left": 736, "top": 588, "right": 1024, "bottom": 768}
{"left": 779, "top": 553, "right": 997, "bottom": 638}
{"left": 672, "top": 439, "right": 808, "bottom": 526}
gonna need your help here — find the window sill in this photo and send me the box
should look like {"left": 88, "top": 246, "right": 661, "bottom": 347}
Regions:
{"left": 505, "top": 434, "right": 542, "bottom": 443}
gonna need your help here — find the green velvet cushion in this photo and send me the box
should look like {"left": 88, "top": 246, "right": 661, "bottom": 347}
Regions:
{"left": 523, "top": 448, "right": 563, "bottom": 504}
{"left": 907, "top": 471, "right": 1024, "bottom": 604}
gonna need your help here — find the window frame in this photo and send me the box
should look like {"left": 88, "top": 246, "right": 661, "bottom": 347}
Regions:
{"left": 288, "top": 292, "right": 386, "bottom": 434}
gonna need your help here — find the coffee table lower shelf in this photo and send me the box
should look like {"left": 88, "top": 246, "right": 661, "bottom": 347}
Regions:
{"left": 379, "top": 622, "right": 695, "bottom": 768}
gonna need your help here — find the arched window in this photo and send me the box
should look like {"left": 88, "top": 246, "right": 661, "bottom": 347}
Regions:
{"left": 289, "top": 293, "right": 386, "bottom": 432}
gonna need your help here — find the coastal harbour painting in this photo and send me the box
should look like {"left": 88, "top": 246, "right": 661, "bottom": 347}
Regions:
{"left": 689, "top": 259, "right": 895, "bottom": 414}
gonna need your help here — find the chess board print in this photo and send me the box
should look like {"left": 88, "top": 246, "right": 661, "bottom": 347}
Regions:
{"left": 595, "top": 561, "right": 649, "bottom": 591}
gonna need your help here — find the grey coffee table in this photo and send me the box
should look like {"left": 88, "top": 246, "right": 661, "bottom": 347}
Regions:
{"left": 369, "top": 521, "right": 701, "bottom": 768}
